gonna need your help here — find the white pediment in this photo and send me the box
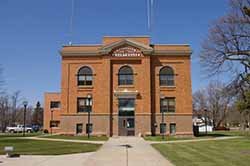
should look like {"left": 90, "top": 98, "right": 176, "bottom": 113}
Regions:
{"left": 99, "top": 39, "right": 153, "bottom": 55}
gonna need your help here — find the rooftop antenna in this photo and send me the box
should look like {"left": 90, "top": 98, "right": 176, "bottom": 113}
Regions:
{"left": 69, "top": 0, "right": 75, "bottom": 45}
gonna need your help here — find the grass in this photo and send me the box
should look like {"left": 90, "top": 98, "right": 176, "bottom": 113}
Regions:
{"left": 202, "top": 130, "right": 250, "bottom": 137}
{"left": 144, "top": 135, "right": 194, "bottom": 141}
{"left": 40, "top": 134, "right": 109, "bottom": 141}
{"left": 0, "top": 132, "right": 43, "bottom": 138}
{"left": 0, "top": 138, "right": 101, "bottom": 155}
{"left": 144, "top": 130, "right": 250, "bottom": 141}
{"left": 153, "top": 138, "right": 250, "bottom": 166}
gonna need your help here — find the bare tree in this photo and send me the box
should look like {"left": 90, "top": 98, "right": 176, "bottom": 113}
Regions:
{"left": 207, "top": 81, "right": 234, "bottom": 128}
{"left": 236, "top": 90, "right": 250, "bottom": 129}
{"left": 193, "top": 81, "right": 234, "bottom": 128}
{"left": 0, "top": 65, "right": 5, "bottom": 94}
{"left": 10, "top": 91, "right": 21, "bottom": 125}
{"left": 193, "top": 89, "right": 208, "bottom": 112}
{"left": 200, "top": 0, "right": 250, "bottom": 85}
{"left": 0, "top": 95, "right": 10, "bottom": 132}
{"left": 193, "top": 89, "right": 212, "bottom": 126}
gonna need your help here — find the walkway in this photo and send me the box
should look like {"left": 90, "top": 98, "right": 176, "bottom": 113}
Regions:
{"left": 84, "top": 136, "right": 173, "bottom": 166}
{"left": 0, "top": 153, "right": 94, "bottom": 166}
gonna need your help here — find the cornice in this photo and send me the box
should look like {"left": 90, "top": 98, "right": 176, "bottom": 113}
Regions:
{"left": 60, "top": 39, "right": 192, "bottom": 57}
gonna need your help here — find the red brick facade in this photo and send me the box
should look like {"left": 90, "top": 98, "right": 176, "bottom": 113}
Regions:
{"left": 44, "top": 36, "right": 193, "bottom": 136}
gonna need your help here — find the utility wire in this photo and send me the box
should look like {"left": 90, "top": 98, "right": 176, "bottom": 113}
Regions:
{"left": 147, "top": 0, "right": 150, "bottom": 31}
{"left": 69, "top": 0, "right": 75, "bottom": 45}
{"left": 147, "top": 0, "right": 154, "bottom": 33}
{"left": 150, "top": 0, "right": 154, "bottom": 31}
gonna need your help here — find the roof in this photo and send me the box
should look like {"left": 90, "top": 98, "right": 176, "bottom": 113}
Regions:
{"left": 60, "top": 36, "right": 192, "bottom": 57}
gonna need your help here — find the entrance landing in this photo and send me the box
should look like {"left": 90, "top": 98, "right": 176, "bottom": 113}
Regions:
{"left": 84, "top": 136, "right": 173, "bottom": 166}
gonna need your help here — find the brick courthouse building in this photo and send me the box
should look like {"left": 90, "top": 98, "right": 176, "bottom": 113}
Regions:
{"left": 44, "top": 36, "right": 193, "bottom": 136}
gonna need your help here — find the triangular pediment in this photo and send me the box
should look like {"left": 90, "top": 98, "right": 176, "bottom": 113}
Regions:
{"left": 99, "top": 39, "right": 153, "bottom": 55}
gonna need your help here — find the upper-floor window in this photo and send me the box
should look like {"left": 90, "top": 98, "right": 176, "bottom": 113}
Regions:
{"left": 118, "top": 66, "right": 133, "bottom": 85}
{"left": 50, "top": 101, "right": 60, "bottom": 109}
{"left": 77, "top": 66, "right": 93, "bottom": 86}
{"left": 118, "top": 98, "right": 135, "bottom": 116}
{"left": 77, "top": 97, "right": 92, "bottom": 112}
{"left": 160, "top": 97, "right": 176, "bottom": 112}
{"left": 159, "top": 66, "right": 175, "bottom": 86}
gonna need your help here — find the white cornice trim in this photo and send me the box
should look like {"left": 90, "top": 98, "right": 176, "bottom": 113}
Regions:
{"left": 60, "top": 51, "right": 192, "bottom": 57}
{"left": 153, "top": 50, "right": 192, "bottom": 56}
{"left": 60, "top": 51, "right": 100, "bottom": 56}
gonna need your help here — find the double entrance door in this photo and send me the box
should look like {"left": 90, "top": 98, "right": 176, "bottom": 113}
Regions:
{"left": 118, "top": 116, "right": 135, "bottom": 136}
{"left": 118, "top": 98, "right": 135, "bottom": 136}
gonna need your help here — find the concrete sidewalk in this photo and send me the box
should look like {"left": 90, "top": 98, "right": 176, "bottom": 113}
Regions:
{"left": 84, "top": 137, "right": 173, "bottom": 166}
{"left": 0, "top": 137, "right": 173, "bottom": 166}
{"left": 0, "top": 153, "right": 94, "bottom": 166}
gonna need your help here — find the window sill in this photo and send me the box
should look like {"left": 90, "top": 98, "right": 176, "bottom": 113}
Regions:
{"left": 78, "top": 86, "right": 94, "bottom": 89}
{"left": 118, "top": 85, "right": 135, "bottom": 88}
{"left": 160, "top": 86, "right": 176, "bottom": 90}
{"left": 162, "top": 112, "right": 176, "bottom": 114}
{"left": 77, "top": 112, "right": 92, "bottom": 114}
{"left": 160, "top": 110, "right": 176, "bottom": 113}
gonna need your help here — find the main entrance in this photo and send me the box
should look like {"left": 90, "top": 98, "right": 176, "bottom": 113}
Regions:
{"left": 118, "top": 98, "right": 135, "bottom": 136}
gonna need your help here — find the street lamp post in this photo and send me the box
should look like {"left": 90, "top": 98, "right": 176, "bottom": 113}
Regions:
{"left": 86, "top": 94, "right": 92, "bottom": 139}
{"left": 204, "top": 109, "right": 208, "bottom": 135}
{"left": 23, "top": 101, "right": 28, "bottom": 137}
{"left": 161, "top": 107, "right": 165, "bottom": 139}
{"left": 50, "top": 110, "right": 54, "bottom": 134}
{"left": 160, "top": 94, "right": 165, "bottom": 140}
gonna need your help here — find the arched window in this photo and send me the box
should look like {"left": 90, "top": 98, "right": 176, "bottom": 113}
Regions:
{"left": 159, "top": 66, "right": 175, "bottom": 86}
{"left": 118, "top": 66, "right": 133, "bottom": 85}
{"left": 77, "top": 66, "right": 93, "bottom": 86}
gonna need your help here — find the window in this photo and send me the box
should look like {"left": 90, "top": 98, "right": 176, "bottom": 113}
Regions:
{"left": 50, "top": 120, "right": 60, "bottom": 127}
{"left": 159, "top": 66, "right": 175, "bottom": 86}
{"left": 76, "top": 123, "right": 83, "bottom": 134}
{"left": 118, "top": 66, "right": 133, "bottom": 85}
{"left": 126, "top": 118, "right": 135, "bottom": 128}
{"left": 77, "top": 66, "right": 93, "bottom": 86}
{"left": 50, "top": 101, "right": 60, "bottom": 109}
{"left": 118, "top": 98, "right": 135, "bottom": 116}
{"left": 160, "top": 97, "right": 176, "bottom": 112}
{"left": 170, "top": 123, "right": 176, "bottom": 134}
{"left": 77, "top": 97, "right": 92, "bottom": 112}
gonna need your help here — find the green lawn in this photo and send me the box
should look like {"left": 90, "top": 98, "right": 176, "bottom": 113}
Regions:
{"left": 0, "top": 132, "right": 43, "bottom": 138}
{"left": 144, "top": 130, "right": 250, "bottom": 141}
{"left": 202, "top": 130, "right": 250, "bottom": 137}
{"left": 41, "top": 135, "right": 109, "bottom": 141}
{"left": 144, "top": 135, "right": 194, "bottom": 141}
{"left": 153, "top": 138, "right": 250, "bottom": 166}
{"left": 0, "top": 138, "right": 101, "bottom": 155}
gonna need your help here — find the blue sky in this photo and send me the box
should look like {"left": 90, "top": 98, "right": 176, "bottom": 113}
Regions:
{"left": 0, "top": 0, "right": 229, "bottom": 107}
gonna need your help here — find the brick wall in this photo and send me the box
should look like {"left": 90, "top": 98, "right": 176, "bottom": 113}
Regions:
{"left": 44, "top": 36, "right": 193, "bottom": 136}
